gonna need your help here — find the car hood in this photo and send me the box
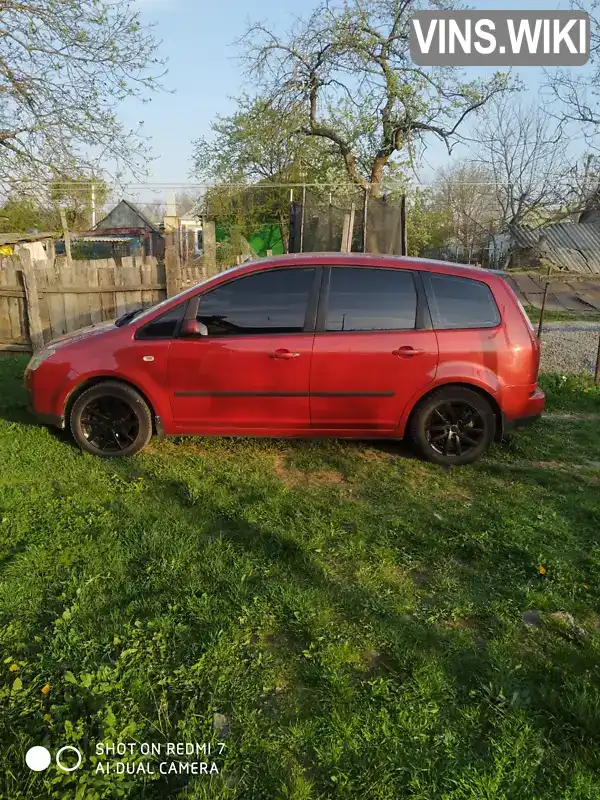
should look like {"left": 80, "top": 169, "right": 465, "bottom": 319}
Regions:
{"left": 47, "top": 320, "right": 117, "bottom": 349}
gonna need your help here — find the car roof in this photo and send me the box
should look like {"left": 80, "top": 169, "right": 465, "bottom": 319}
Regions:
{"left": 243, "top": 252, "right": 500, "bottom": 282}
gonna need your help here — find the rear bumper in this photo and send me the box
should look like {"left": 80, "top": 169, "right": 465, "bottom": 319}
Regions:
{"left": 501, "top": 387, "right": 545, "bottom": 435}
{"left": 503, "top": 411, "right": 542, "bottom": 433}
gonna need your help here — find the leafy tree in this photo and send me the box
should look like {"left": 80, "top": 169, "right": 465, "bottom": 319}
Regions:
{"left": 50, "top": 177, "right": 109, "bottom": 230}
{"left": 241, "top": 0, "right": 510, "bottom": 199}
{"left": 406, "top": 189, "right": 452, "bottom": 257}
{"left": 0, "top": 0, "right": 164, "bottom": 191}
{"left": 193, "top": 96, "right": 350, "bottom": 251}
{"left": 193, "top": 96, "right": 345, "bottom": 185}
{"left": 0, "top": 196, "right": 54, "bottom": 233}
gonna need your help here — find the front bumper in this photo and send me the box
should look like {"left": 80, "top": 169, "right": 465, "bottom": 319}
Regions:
{"left": 26, "top": 385, "right": 64, "bottom": 429}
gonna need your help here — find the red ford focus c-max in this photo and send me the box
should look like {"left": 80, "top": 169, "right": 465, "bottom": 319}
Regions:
{"left": 24, "top": 253, "right": 545, "bottom": 465}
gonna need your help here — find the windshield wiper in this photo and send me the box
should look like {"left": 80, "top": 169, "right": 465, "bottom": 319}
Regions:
{"left": 115, "top": 307, "right": 145, "bottom": 327}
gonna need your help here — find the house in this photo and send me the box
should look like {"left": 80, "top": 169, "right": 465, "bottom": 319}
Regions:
{"left": 73, "top": 199, "right": 164, "bottom": 259}
{"left": 179, "top": 201, "right": 203, "bottom": 260}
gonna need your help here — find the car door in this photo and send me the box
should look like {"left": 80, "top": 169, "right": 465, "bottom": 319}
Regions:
{"left": 167, "top": 266, "right": 320, "bottom": 431}
{"left": 310, "top": 266, "right": 438, "bottom": 430}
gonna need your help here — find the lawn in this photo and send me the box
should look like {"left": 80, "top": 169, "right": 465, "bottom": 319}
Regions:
{"left": 0, "top": 355, "right": 599, "bottom": 799}
{"left": 522, "top": 306, "right": 600, "bottom": 326}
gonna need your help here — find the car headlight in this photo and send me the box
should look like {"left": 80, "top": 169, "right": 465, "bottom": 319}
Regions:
{"left": 26, "top": 348, "right": 56, "bottom": 372}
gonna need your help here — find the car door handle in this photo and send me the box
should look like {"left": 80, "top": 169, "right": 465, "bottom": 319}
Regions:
{"left": 270, "top": 349, "right": 300, "bottom": 360}
{"left": 392, "top": 346, "right": 425, "bottom": 358}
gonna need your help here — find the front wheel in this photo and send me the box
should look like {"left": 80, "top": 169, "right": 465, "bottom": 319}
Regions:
{"left": 407, "top": 387, "right": 496, "bottom": 466}
{"left": 70, "top": 381, "right": 153, "bottom": 458}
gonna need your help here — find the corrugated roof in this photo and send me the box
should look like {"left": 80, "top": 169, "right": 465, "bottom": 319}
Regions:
{"left": 72, "top": 234, "right": 138, "bottom": 243}
{"left": 512, "top": 223, "right": 600, "bottom": 273}
{"left": 0, "top": 232, "right": 55, "bottom": 245}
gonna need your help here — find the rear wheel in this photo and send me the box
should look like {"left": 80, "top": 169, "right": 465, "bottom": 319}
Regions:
{"left": 408, "top": 387, "right": 496, "bottom": 466}
{"left": 70, "top": 382, "right": 152, "bottom": 457}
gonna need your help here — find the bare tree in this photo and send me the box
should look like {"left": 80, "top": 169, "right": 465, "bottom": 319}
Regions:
{"left": 547, "top": 0, "right": 600, "bottom": 141}
{"left": 0, "top": 0, "right": 165, "bottom": 191}
{"left": 433, "top": 161, "right": 502, "bottom": 251}
{"left": 470, "top": 96, "right": 571, "bottom": 230}
{"left": 241, "top": 0, "right": 511, "bottom": 199}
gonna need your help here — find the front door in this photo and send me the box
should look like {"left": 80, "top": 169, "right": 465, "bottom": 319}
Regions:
{"left": 310, "top": 266, "right": 438, "bottom": 430}
{"left": 167, "top": 266, "right": 318, "bottom": 431}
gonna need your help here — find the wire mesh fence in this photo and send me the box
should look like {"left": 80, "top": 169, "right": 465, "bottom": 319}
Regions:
{"left": 2, "top": 180, "right": 600, "bottom": 278}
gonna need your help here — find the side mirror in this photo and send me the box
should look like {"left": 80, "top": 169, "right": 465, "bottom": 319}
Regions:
{"left": 181, "top": 319, "right": 208, "bottom": 337}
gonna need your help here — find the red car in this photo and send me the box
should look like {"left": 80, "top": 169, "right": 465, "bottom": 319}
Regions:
{"left": 25, "top": 254, "right": 545, "bottom": 465}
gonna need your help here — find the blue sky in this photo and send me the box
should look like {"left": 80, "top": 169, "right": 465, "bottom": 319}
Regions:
{"left": 123, "top": 0, "right": 581, "bottom": 187}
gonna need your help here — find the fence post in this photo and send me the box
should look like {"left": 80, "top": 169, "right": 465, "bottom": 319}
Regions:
{"left": 595, "top": 332, "right": 600, "bottom": 387}
{"left": 400, "top": 194, "right": 407, "bottom": 256}
{"left": 537, "top": 258, "right": 552, "bottom": 339}
{"left": 300, "top": 185, "right": 306, "bottom": 253}
{"left": 203, "top": 220, "right": 217, "bottom": 277}
{"left": 362, "top": 188, "right": 369, "bottom": 253}
{"left": 347, "top": 203, "right": 355, "bottom": 252}
{"left": 327, "top": 202, "right": 334, "bottom": 250}
{"left": 15, "top": 246, "right": 44, "bottom": 352}
{"left": 59, "top": 208, "right": 73, "bottom": 269}
{"left": 165, "top": 230, "right": 181, "bottom": 298}
{"left": 341, "top": 215, "right": 350, "bottom": 253}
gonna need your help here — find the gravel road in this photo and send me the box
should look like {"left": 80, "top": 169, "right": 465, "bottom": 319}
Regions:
{"left": 540, "top": 321, "right": 600, "bottom": 375}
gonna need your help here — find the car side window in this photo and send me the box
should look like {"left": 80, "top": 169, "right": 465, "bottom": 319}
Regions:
{"left": 196, "top": 268, "right": 315, "bottom": 336}
{"left": 136, "top": 303, "right": 186, "bottom": 339}
{"left": 423, "top": 273, "right": 500, "bottom": 330}
{"left": 325, "top": 267, "right": 417, "bottom": 332}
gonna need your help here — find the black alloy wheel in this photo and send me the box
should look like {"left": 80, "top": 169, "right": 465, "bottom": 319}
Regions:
{"left": 424, "top": 401, "right": 486, "bottom": 458}
{"left": 408, "top": 386, "right": 496, "bottom": 466}
{"left": 80, "top": 397, "right": 140, "bottom": 453}
{"left": 70, "top": 381, "right": 153, "bottom": 457}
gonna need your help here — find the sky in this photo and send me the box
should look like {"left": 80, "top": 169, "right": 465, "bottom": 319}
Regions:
{"left": 119, "top": 0, "right": 583, "bottom": 193}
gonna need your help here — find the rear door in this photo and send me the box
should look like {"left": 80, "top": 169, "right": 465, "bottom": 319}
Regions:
{"left": 309, "top": 266, "right": 438, "bottom": 430}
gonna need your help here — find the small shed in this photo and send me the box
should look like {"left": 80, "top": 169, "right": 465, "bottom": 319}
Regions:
{"left": 85, "top": 199, "right": 164, "bottom": 258}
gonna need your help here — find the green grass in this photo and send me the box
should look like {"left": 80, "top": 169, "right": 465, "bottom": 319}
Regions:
{"left": 523, "top": 306, "right": 600, "bottom": 325}
{"left": 1, "top": 355, "right": 600, "bottom": 799}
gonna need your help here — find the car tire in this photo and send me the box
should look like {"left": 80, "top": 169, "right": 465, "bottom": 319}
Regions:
{"left": 70, "top": 381, "right": 153, "bottom": 458}
{"left": 407, "top": 386, "right": 496, "bottom": 466}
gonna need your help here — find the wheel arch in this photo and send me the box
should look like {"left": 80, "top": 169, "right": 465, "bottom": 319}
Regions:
{"left": 63, "top": 376, "right": 159, "bottom": 433}
{"left": 404, "top": 381, "right": 504, "bottom": 441}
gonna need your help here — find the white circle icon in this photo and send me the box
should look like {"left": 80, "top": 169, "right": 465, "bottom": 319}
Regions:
{"left": 25, "top": 746, "right": 52, "bottom": 772}
{"left": 56, "top": 745, "right": 82, "bottom": 772}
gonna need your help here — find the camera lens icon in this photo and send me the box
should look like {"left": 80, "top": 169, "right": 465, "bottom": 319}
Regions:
{"left": 25, "top": 745, "right": 82, "bottom": 772}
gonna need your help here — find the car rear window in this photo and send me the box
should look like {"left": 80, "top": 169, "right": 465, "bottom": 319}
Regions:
{"left": 423, "top": 273, "right": 501, "bottom": 330}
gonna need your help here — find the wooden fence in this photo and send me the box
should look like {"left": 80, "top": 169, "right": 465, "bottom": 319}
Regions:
{"left": 0, "top": 252, "right": 207, "bottom": 353}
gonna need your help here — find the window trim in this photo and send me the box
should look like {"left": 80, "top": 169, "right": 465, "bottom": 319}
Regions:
{"left": 315, "top": 265, "right": 430, "bottom": 334}
{"left": 421, "top": 272, "right": 501, "bottom": 331}
{"left": 134, "top": 299, "right": 189, "bottom": 340}
{"left": 182, "top": 265, "right": 322, "bottom": 339}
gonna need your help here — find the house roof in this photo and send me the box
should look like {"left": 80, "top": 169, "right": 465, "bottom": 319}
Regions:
{"left": 511, "top": 223, "right": 600, "bottom": 273}
{"left": 94, "top": 199, "right": 161, "bottom": 234}
{"left": 180, "top": 200, "right": 203, "bottom": 221}
{"left": 0, "top": 232, "right": 55, "bottom": 245}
